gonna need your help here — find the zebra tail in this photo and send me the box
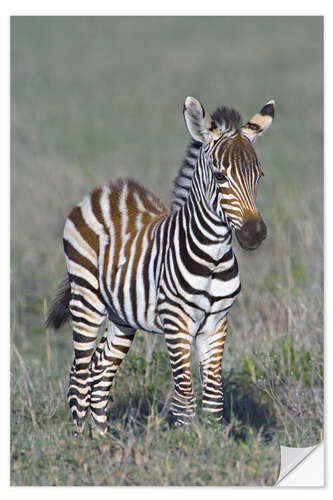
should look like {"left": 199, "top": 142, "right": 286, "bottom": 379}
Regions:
{"left": 45, "top": 275, "right": 71, "bottom": 329}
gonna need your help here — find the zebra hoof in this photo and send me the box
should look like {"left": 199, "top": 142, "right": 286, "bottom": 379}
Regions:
{"left": 204, "top": 413, "right": 223, "bottom": 427}
{"left": 92, "top": 423, "right": 108, "bottom": 438}
{"left": 170, "top": 412, "right": 195, "bottom": 428}
{"left": 73, "top": 420, "right": 85, "bottom": 437}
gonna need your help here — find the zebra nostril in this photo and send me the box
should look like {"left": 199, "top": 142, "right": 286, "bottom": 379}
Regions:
{"left": 241, "top": 220, "right": 253, "bottom": 238}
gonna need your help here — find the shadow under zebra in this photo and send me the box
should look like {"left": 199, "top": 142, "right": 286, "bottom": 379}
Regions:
{"left": 81, "top": 369, "right": 277, "bottom": 443}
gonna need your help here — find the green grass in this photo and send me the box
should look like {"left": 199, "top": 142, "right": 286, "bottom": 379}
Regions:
{"left": 11, "top": 16, "right": 323, "bottom": 486}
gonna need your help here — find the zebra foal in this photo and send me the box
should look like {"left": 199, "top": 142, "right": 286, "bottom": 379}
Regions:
{"left": 47, "top": 96, "right": 275, "bottom": 433}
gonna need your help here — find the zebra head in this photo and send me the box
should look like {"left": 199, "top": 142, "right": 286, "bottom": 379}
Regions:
{"left": 183, "top": 96, "right": 275, "bottom": 250}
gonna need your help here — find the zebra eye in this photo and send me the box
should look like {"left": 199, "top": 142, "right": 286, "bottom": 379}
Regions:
{"left": 214, "top": 171, "right": 228, "bottom": 183}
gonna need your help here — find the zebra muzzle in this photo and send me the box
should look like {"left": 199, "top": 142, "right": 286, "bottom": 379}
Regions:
{"left": 235, "top": 217, "right": 267, "bottom": 250}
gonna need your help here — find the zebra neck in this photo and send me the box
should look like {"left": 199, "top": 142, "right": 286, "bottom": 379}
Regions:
{"left": 177, "top": 167, "right": 232, "bottom": 262}
{"left": 172, "top": 201, "right": 232, "bottom": 266}
{"left": 171, "top": 141, "right": 232, "bottom": 257}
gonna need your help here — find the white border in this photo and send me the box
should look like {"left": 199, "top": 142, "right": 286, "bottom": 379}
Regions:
{"left": 1, "top": 1, "right": 328, "bottom": 15}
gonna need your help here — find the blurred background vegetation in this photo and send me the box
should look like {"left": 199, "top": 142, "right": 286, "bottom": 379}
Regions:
{"left": 11, "top": 16, "right": 323, "bottom": 485}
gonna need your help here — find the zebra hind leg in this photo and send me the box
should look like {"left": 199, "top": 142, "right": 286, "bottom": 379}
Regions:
{"left": 68, "top": 287, "right": 107, "bottom": 434}
{"left": 89, "top": 320, "right": 136, "bottom": 434}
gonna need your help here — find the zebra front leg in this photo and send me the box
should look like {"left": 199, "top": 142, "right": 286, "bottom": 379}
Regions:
{"left": 196, "top": 316, "right": 228, "bottom": 424}
{"left": 164, "top": 325, "right": 196, "bottom": 426}
{"left": 89, "top": 321, "right": 136, "bottom": 434}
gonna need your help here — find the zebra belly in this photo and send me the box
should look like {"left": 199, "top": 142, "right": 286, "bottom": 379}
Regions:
{"left": 104, "top": 299, "right": 164, "bottom": 334}
{"left": 99, "top": 274, "right": 164, "bottom": 334}
{"left": 100, "top": 282, "right": 164, "bottom": 334}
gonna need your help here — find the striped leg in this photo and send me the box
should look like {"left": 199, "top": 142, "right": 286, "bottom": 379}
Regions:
{"left": 164, "top": 325, "right": 196, "bottom": 425}
{"left": 196, "top": 316, "right": 228, "bottom": 423}
{"left": 89, "top": 321, "right": 136, "bottom": 434}
{"left": 68, "top": 285, "right": 106, "bottom": 433}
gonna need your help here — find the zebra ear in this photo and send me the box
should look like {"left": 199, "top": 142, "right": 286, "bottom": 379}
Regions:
{"left": 241, "top": 100, "right": 275, "bottom": 143}
{"left": 183, "top": 97, "right": 220, "bottom": 144}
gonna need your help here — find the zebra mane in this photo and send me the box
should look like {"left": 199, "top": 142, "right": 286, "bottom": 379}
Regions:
{"left": 211, "top": 106, "right": 242, "bottom": 133}
{"left": 171, "top": 106, "right": 243, "bottom": 211}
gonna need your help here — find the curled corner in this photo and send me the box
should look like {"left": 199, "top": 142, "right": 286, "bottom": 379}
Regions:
{"left": 276, "top": 442, "right": 324, "bottom": 487}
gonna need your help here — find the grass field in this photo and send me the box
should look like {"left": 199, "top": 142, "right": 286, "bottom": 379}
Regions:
{"left": 10, "top": 16, "right": 323, "bottom": 486}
